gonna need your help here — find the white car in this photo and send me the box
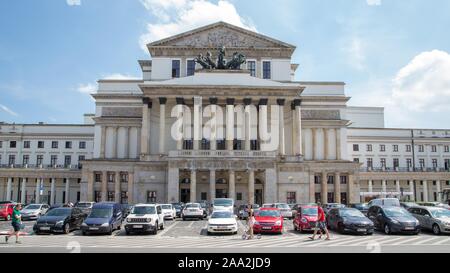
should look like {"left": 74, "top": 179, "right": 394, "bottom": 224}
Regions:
{"left": 124, "top": 204, "right": 165, "bottom": 235}
{"left": 182, "top": 203, "right": 204, "bottom": 220}
{"left": 207, "top": 210, "right": 238, "bottom": 235}
{"left": 21, "top": 204, "right": 50, "bottom": 220}
{"left": 160, "top": 204, "right": 176, "bottom": 220}
{"left": 274, "top": 203, "right": 294, "bottom": 219}
{"left": 211, "top": 198, "right": 234, "bottom": 214}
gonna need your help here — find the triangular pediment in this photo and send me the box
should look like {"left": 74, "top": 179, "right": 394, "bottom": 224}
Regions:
{"left": 148, "top": 21, "right": 295, "bottom": 49}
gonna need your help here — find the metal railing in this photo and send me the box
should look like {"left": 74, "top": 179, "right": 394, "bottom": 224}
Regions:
{"left": 0, "top": 164, "right": 82, "bottom": 170}
{"left": 169, "top": 150, "right": 277, "bottom": 158}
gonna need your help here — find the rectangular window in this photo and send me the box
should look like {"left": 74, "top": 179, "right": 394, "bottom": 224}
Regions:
{"left": 419, "top": 159, "right": 425, "bottom": 168}
{"left": 406, "top": 158, "right": 412, "bottom": 168}
{"left": 262, "top": 61, "right": 271, "bottom": 79}
{"left": 201, "top": 192, "right": 208, "bottom": 201}
{"left": 367, "top": 158, "right": 373, "bottom": 168}
{"left": 0, "top": 141, "right": 2, "bottom": 148}
{"left": 340, "top": 176, "right": 347, "bottom": 185}
{"left": 187, "top": 60, "right": 196, "bottom": 76}
{"left": 418, "top": 145, "right": 424, "bottom": 153}
{"left": 432, "top": 145, "right": 437, "bottom": 153}
{"left": 121, "top": 192, "right": 128, "bottom": 204}
{"left": 52, "top": 141, "right": 58, "bottom": 149}
{"left": 327, "top": 192, "right": 334, "bottom": 204}
{"left": 353, "top": 144, "right": 359, "bottom": 151}
{"left": 10, "top": 141, "right": 17, "bottom": 148}
{"left": 107, "top": 173, "right": 115, "bottom": 183}
{"left": 381, "top": 158, "right": 386, "bottom": 168}
{"left": 107, "top": 191, "right": 115, "bottom": 202}
{"left": 315, "top": 193, "right": 321, "bottom": 203}
{"left": 380, "top": 145, "right": 386, "bottom": 152}
{"left": 406, "top": 145, "right": 412, "bottom": 152}
{"left": 393, "top": 158, "right": 399, "bottom": 168}
{"left": 79, "top": 141, "right": 86, "bottom": 149}
{"left": 366, "top": 144, "right": 372, "bottom": 152}
{"left": 247, "top": 61, "right": 256, "bottom": 77}
{"left": 236, "top": 192, "right": 242, "bottom": 201}
{"left": 314, "top": 175, "right": 321, "bottom": 184}
{"left": 147, "top": 191, "right": 157, "bottom": 203}
{"left": 393, "top": 145, "right": 399, "bottom": 152}
{"left": 172, "top": 60, "right": 180, "bottom": 78}
{"left": 94, "top": 191, "right": 101, "bottom": 203}
{"left": 51, "top": 155, "right": 58, "bottom": 166}
{"left": 64, "top": 155, "right": 71, "bottom": 167}
{"left": 120, "top": 172, "right": 128, "bottom": 183}
{"left": 327, "top": 175, "right": 334, "bottom": 185}
{"left": 445, "top": 146, "right": 449, "bottom": 153}
{"left": 22, "top": 155, "right": 29, "bottom": 165}
{"left": 36, "top": 155, "right": 44, "bottom": 166}
{"left": 78, "top": 155, "right": 85, "bottom": 169}
{"left": 77, "top": 191, "right": 81, "bottom": 202}
{"left": 65, "top": 141, "right": 72, "bottom": 149}
{"left": 24, "top": 141, "right": 30, "bottom": 149}
{"left": 38, "top": 141, "right": 45, "bottom": 149}
{"left": 341, "top": 193, "right": 348, "bottom": 205}
{"left": 432, "top": 159, "right": 438, "bottom": 168}
{"left": 95, "top": 173, "right": 102, "bottom": 183}
{"left": 353, "top": 158, "right": 360, "bottom": 163}
{"left": 287, "top": 192, "right": 296, "bottom": 204}
{"left": 8, "top": 155, "right": 15, "bottom": 165}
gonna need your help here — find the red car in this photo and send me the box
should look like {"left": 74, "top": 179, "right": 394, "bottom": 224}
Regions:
{"left": 253, "top": 208, "right": 283, "bottom": 234}
{"left": 0, "top": 203, "right": 14, "bottom": 221}
{"left": 293, "top": 205, "right": 319, "bottom": 232}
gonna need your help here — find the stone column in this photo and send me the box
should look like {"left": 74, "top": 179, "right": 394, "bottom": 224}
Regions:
{"left": 35, "top": 178, "right": 41, "bottom": 203}
{"left": 409, "top": 180, "right": 415, "bottom": 201}
{"left": 167, "top": 168, "right": 179, "bottom": 203}
{"left": 321, "top": 172, "right": 328, "bottom": 204}
{"left": 368, "top": 180, "right": 373, "bottom": 194}
{"left": 437, "top": 180, "right": 442, "bottom": 202}
{"left": 423, "top": 180, "right": 429, "bottom": 202}
{"left": 244, "top": 98, "right": 252, "bottom": 151}
{"left": 264, "top": 168, "right": 277, "bottom": 204}
{"left": 100, "top": 126, "right": 107, "bottom": 158}
{"left": 159, "top": 98, "right": 167, "bottom": 154}
{"left": 226, "top": 99, "right": 235, "bottom": 151}
{"left": 293, "top": 99, "right": 303, "bottom": 155}
{"left": 309, "top": 174, "right": 315, "bottom": 203}
{"left": 112, "top": 127, "right": 118, "bottom": 159}
{"left": 248, "top": 170, "right": 255, "bottom": 204}
{"left": 323, "top": 129, "right": 329, "bottom": 160}
{"left": 115, "top": 171, "right": 121, "bottom": 203}
{"left": 210, "top": 98, "right": 218, "bottom": 151}
{"left": 209, "top": 170, "right": 216, "bottom": 202}
{"left": 101, "top": 171, "right": 107, "bottom": 202}
{"left": 291, "top": 102, "right": 297, "bottom": 155}
{"left": 190, "top": 170, "right": 197, "bottom": 203}
{"left": 348, "top": 175, "right": 355, "bottom": 204}
{"left": 194, "top": 96, "right": 203, "bottom": 150}
{"left": 277, "top": 99, "right": 286, "bottom": 156}
{"left": 50, "top": 178, "right": 56, "bottom": 205}
{"left": 396, "top": 180, "right": 401, "bottom": 199}
{"left": 312, "top": 128, "right": 317, "bottom": 160}
{"left": 382, "top": 180, "right": 387, "bottom": 198}
{"left": 140, "top": 97, "right": 151, "bottom": 158}
{"left": 65, "top": 178, "right": 70, "bottom": 203}
{"left": 124, "top": 127, "right": 130, "bottom": 158}
{"left": 176, "top": 98, "right": 184, "bottom": 151}
{"left": 229, "top": 170, "right": 236, "bottom": 201}
{"left": 334, "top": 173, "right": 341, "bottom": 204}
{"left": 87, "top": 172, "right": 94, "bottom": 202}
{"left": 127, "top": 172, "right": 134, "bottom": 204}
{"left": 6, "top": 178, "right": 12, "bottom": 201}
{"left": 21, "top": 178, "right": 27, "bottom": 204}
{"left": 336, "top": 128, "right": 341, "bottom": 160}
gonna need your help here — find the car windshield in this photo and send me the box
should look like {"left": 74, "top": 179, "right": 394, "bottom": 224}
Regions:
{"left": 302, "top": 207, "right": 318, "bottom": 216}
{"left": 341, "top": 209, "right": 365, "bottom": 218}
{"left": 76, "top": 203, "right": 92, "bottom": 208}
{"left": 89, "top": 208, "right": 113, "bottom": 218}
{"left": 45, "top": 208, "right": 71, "bottom": 217}
{"left": 173, "top": 205, "right": 181, "bottom": 209}
{"left": 132, "top": 206, "right": 156, "bottom": 215}
{"left": 431, "top": 209, "right": 450, "bottom": 218}
{"left": 161, "top": 205, "right": 172, "bottom": 210}
{"left": 24, "top": 205, "right": 41, "bottom": 210}
{"left": 383, "top": 207, "right": 409, "bottom": 217}
{"left": 213, "top": 199, "right": 232, "bottom": 207}
{"left": 186, "top": 204, "right": 200, "bottom": 208}
{"left": 276, "top": 204, "right": 290, "bottom": 209}
{"left": 0, "top": 205, "right": 7, "bottom": 209}
{"left": 211, "top": 211, "right": 234, "bottom": 218}
{"left": 257, "top": 210, "right": 280, "bottom": 217}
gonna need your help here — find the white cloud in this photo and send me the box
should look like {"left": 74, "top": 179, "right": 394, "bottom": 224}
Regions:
{"left": 66, "top": 0, "right": 81, "bottom": 6}
{"left": 366, "top": 0, "right": 381, "bottom": 6}
{"left": 77, "top": 83, "right": 96, "bottom": 94}
{"left": 102, "top": 73, "right": 140, "bottom": 80}
{"left": 342, "top": 36, "right": 367, "bottom": 70}
{"left": 0, "top": 104, "right": 18, "bottom": 117}
{"left": 139, "top": 0, "right": 257, "bottom": 51}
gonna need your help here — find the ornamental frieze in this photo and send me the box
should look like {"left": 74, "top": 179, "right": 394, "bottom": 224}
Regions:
{"left": 301, "top": 110, "right": 341, "bottom": 120}
{"left": 102, "top": 107, "right": 142, "bottom": 118}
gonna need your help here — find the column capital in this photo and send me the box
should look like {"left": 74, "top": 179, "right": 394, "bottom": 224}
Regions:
{"left": 259, "top": 98, "right": 269, "bottom": 106}
{"left": 176, "top": 97, "right": 185, "bottom": 105}
{"left": 142, "top": 97, "right": 152, "bottom": 108}
{"left": 243, "top": 98, "right": 252, "bottom": 106}
{"left": 209, "top": 97, "right": 218, "bottom": 105}
{"left": 159, "top": 97, "right": 167, "bottom": 105}
{"left": 293, "top": 99, "right": 302, "bottom": 107}
{"left": 226, "top": 98, "right": 235, "bottom": 106}
{"left": 277, "top": 99, "right": 286, "bottom": 106}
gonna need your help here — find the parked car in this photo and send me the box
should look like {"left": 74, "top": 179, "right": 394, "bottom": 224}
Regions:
{"left": 262, "top": 203, "right": 275, "bottom": 208}
{"left": 349, "top": 203, "right": 370, "bottom": 215}
{"left": 408, "top": 206, "right": 450, "bottom": 235}
{"left": 400, "top": 202, "right": 419, "bottom": 210}
{"left": 199, "top": 202, "right": 209, "bottom": 218}
{"left": 182, "top": 203, "right": 204, "bottom": 220}
{"left": 368, "top": 198, "right": 400, "bottom": 208}
{"left": 323, "top": 203, "right": 345, "bottom": 214}
{"left": 293, "top": 205, "right": 319, "bottom": 233}
{"left": 171, "top": 203, "right": 183, "bottom": 218}
{"left": 81, "top": 202, "right": 123, "bottom": 235}
{"left": 124, "top": 204, "right": 165, "bottom": 235}
{"left": 416, "top": 202, "right": 450, "bottom": 210}
{"left": 207, "top": 210, "right": 238, "bottom": 235}
{"left": 48, "top": 203, "right": 64, "bottom": 212}
{"left": 237, "top": 204, "right": 260, "bottom": 220}
{"left": 436, "top": 204, "right": 450, "bottom": 210}
{"left": 75, "top": 201, "right": 96, "bottom": 215}
{"left": 326, "top": 208, "right": 374, "bottom": 235}
{"left": 274, "top": 203, "right": 294, "bottom": 219}
{"left": 160, "top": 204, "right": 176, "bottom": 220}
{"left": 367, "top": 205, "right": 420, "bottom": 235}
{"left": 211, "top": 198, "right": 234, "bottom": 214}
{"left": 253, "top": 208, "right": 283, "bottom": 234}
{"left": 33, "top": 207, "right": 87, "bottom": 234}
{"left": 0, "top": 202, "right": 15, "bottom": 221}
{"left": 21, "top": 204, "right": 50, "bottom": 221}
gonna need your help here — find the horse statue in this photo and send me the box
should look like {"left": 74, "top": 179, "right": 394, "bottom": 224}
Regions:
{"left": 226, "top": 52, "right": 247, "bottom": 70}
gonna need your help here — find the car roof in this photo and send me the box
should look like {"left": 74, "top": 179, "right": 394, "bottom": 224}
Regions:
{"left": 260, "top": 208, "right": 279, "bottom": 211}
{"left": 93, "top": 202, "right": 118, "bottom": 208}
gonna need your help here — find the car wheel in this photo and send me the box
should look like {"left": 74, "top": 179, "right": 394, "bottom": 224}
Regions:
{"left": 207, "top": 231, "right": 211, "bottom": 236}
{"left": 294, "top": 225, "right": 298, "bottom": 231}
{"left": 6, "top": 214, "right": 11, "bottom": 221}
{"left": 125, "top": 230, "right": 130, "bottom": 235}
{"left": 160, "top": 222, "right": 165, "bottom": 230}
{"left": 64, "top": 223, "right": 70, "bottom": 234}
{"left": 433, "top": 224, "right": 441, "bottom": 235}
{"left": 82, "top": 231, "right": 87, "bottom": 236}
{"left": 338, "top": 223, "right": 345, "bottom": 234}
{"left": 183, "top": 217, "right": 186, "bottom": 221}
{"left": 384, "top": 224, "right": 391, "bottom": 235}
{"left": 108, "top": 225, "right": 113, "bottom": 235}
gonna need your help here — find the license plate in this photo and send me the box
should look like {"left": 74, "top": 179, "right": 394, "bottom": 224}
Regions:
{"left": 89, "top": 227, "right": 99, "bottom": 230}
{"left": 262, "top": 227, "right": 272, "bottom": 230}
{"left": 133, "top": 225, "right": 143, "bottom": 229}
{"left": 40, "top": 227, "right": 50, "bottom": 231}
{"left": 404, "top": 227, "right": 414, "bottom": 230}
{"left": 357, "top": 228, "right": 367, "bottom": 232}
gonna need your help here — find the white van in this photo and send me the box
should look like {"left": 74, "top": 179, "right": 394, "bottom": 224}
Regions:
{"left": 211, "top": 198, "right": 234, "bottom": 214}
{"left": 368, "top": 198, "right": 400, "bottom": 207}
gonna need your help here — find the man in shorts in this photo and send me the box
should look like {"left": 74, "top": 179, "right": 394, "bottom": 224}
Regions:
{"left": 309, "top": 202, "right": 330, "bottom": 241}
{"left": 5, "top": 203, "right": 23, "bottom": 244}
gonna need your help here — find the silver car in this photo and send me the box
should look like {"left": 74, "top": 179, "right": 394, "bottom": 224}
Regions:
{"left": 274, "top": 203, "right": 294, "bottom": 219}
{"left": 21, "top": 204, "right": 50, "bottom": 220}
{"left": 408, "top": 206, "right": 450, "bottom": 235}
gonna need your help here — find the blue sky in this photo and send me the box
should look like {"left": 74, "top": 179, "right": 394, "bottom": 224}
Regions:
{"left": 1, "top": 0, "right": 449, "bottom": 129}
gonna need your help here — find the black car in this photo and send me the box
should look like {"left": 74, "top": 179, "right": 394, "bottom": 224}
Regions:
{"left": 349, "top": 203, "right": 370, "bottom": 215}
{"left": 47, "top": 203, "right": 64, "bottom": 212}
{"left": 171, "top": 203, "right": 183, "bottom": 218}
{"left": 327, "top": 208, "right": 374, "bottom": 235}
{"left": 367, "top": 205, "right": 420, "bottom": 235}
{"left": 34, "top": 207, "right": 87, "bottom": 234}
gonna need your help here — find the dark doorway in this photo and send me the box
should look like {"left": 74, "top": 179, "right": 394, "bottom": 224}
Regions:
{"left": 180, "top": 189, "right": 190, "bottom": 203}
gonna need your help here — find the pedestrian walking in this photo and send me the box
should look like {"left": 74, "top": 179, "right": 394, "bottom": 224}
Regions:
{"left": 309, "top": 202, "right": 330, "bottom": 241}
{"left": 5, "top": 203, "right": 24, "bottom": 244}
{"left": 247, "top": 204, "right": 255, "bottom": 240}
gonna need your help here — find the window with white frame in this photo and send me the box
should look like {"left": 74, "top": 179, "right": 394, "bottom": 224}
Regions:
{"left": 262, "top": 61, "right": 271, "bottom": 79}
{"left": 380, "top": 144, "right": 386, "bottom": 152}
{"left": 367, "top": 144, "right": 373, "bottom": 152}
{"left": 247, "top": 61, "right": 256, "bottom": 77}
{"left": 393, "top": 145, "right": 398, "bottom": 152}
{"left": 418, "top": 145, "right": 424, "bottom": 152}
{"left": 187, "top": 60, "right": 196, "bottom": 76}
{"left": 172, "top": 60, "right": 180, "bottom": 78}
{"left": 432, "top": 145, "right": 437, "bottom": 153}
{"left": 419, "top": 159, "right": 425, "bottom": 168}
{"left": 406, "top": 145, "right": 412, "bottom": 152}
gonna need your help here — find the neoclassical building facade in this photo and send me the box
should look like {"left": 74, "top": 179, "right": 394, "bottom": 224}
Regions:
{"left": 1, "top": 22, "right": 449, "bottom": 206}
